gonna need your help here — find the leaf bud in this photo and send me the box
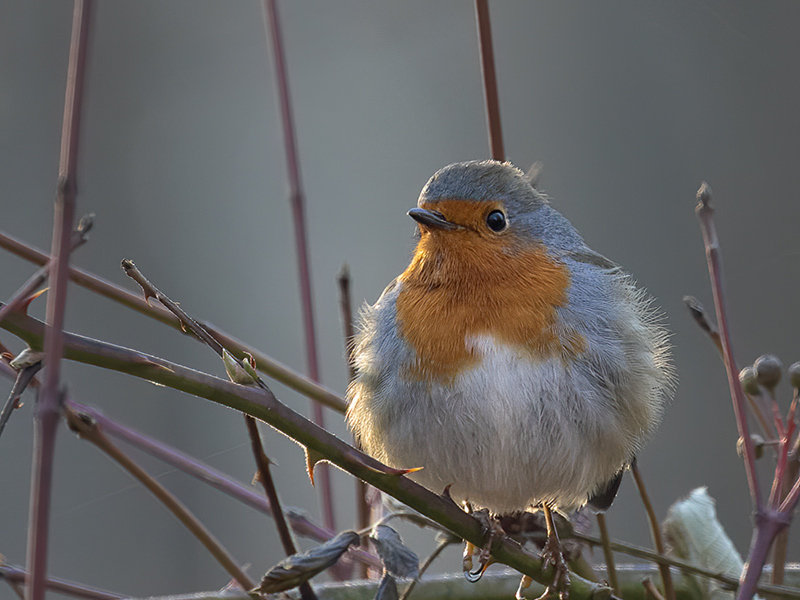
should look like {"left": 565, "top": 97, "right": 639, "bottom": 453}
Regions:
{"left": 738, "top": 366, "right": 760, "bottom": 395}
{"left": 736, "top": 434, "right": 765, "bottom": 460}
{"left": 754, "top": 354, "right": 782, "bottom": 390}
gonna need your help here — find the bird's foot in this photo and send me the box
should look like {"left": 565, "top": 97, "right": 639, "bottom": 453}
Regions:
{"left": 462, "top": 508, "right": 501, "bottom": 583}
{"left": 534, "top": 529, "right": 570, "bottom": 600}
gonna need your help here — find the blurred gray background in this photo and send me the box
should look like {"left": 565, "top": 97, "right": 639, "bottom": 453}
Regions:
{"left": 3, "top": 1, "right": 800, "bottom": 597}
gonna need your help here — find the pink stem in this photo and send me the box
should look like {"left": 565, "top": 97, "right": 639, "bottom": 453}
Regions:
{"left": 738, "top": 512, "right": 789, "bottom": 600}
{"left": 262, "top": 0, "right": 335, "bottom": 534}
{"left": 26, "top": 3, "right": 91, "bottom": 599}
{"left": 474, "top": 0, "right": 505, "bottom": 161}
{"left": 695, "top": 183, "right": 761, "bottom": 509}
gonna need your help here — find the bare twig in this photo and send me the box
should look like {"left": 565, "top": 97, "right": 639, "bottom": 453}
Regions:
{"left": 0, "top": 214, "right": 93, "bottom": 326}
{"left": 123, "top": 259, "right": 343, "bottom": 584}
{"left": 64, "top": 405, "right": 255, "bottom": 590}
{"left": 642, "top": 577, "right": 666, "bottom": 600}
{"left": 631, "top": 463, "right": 675, "bottom": 600}
{"left": 595, "top": 513, "right": 618, "bottom": 596}
{"left": 262, "top": 0, "right": 336, "bottom": 535}
{"left": 474, "top": 0, "right": 505, "bottom": 161}
{"left": 0, "top": 562, "right": 122, "bottom": 600}
{"left": 682, "top": 295, "right": 722, "bottom": 354}
{"left": 245, "top": 416, "right": 318, "bottom": 600}
{"left": 26, "top": 3, "right": 91, "bottom": 598}
{"left": 63, "top": 401, "right": 381, "bottom": 568}
{"left": 683, "top": 295, "right": 773, "bottom": 441}
{"left": 0, "top": 230, "right": 347, "bottom": 412}
{"left": 337, "top": 264, "right": 357, "bottom": 383}
{"left": 0, "top": 362, "right": 43, "bottom": 439}
{"left": 337, "top": 264, "right": 371, "bottom": 576}
{"left": 121, "top": 259, "right": 223, "bottom": 355}
{"left": 0, "top": 307, "right": 609, "bottom": 600}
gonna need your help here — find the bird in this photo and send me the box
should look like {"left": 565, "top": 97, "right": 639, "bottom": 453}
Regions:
{"left": 345, "top": 160, "right": 673, "bottom": 597}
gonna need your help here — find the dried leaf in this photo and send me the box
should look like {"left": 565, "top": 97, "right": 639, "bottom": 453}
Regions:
{"left": 370, "top": 525, "right": 419, "bottom": 579}
{"left": 305, "top": 447, "right": 325, "bottom": 486}
{"left": 222, "top": 349, "right": 258, "bottom": 385}
{"left": 663, "top": 487, "right": 748, "bottom": 600}
{"left": 375, "top": 573, "right": 399, "bottom": 600}
{"left": 254, "top": 530, "right": 360, "bottom": 594}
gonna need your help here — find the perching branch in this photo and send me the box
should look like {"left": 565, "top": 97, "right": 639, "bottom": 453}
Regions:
{"left": 0, "top": 306, "right": 608, "bottom": 600}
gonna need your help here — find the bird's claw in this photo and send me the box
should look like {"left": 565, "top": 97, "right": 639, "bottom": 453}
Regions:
{"left": 463, "top": 543, "right": 495, "bottom": 583}
{"left": 462, "top": 509, "right": 501, "bottom": 583}
{"left": 537, "top": 533, "right": 570, "bottom": 600}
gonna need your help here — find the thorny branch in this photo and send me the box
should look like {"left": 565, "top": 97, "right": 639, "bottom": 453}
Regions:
{"left": 0, "top": 306, "right": 609, "bottom": 600}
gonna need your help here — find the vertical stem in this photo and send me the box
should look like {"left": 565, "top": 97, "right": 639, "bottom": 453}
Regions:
{"left": 262, "top": 0, "right": 336, "bottom": 534}
{"left": 337, "top": 265, "right": 370, "bottom": 578}
{"left": 695, "top": 184, "right": 762, "bottom": 508}
{"left": 739, "top": 513, "right": 786, "bottom": 600}
{"left": 26, "top": 2, "right": 91, "bottom": 599}
{"left": 631, "top": 463, "right": 675, "bottom": 600}
{"left": 595, "top": 513, "right": 618, "bottom": 596}
{"left": 244, "top": 415, "right": 317, "bottom": 600}
{"left": 474, "top": 0, "right": 505, "bottom": 161}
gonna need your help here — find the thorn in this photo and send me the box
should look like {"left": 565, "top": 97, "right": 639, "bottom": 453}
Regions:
{"left": 20, "top": 288, "right": 48, "bottom": 314}
{"left": 305, "top": 447, "right": 325, "bottom": 486}
{"left": 367, "top": 464, "right": 424, "bottom": 476}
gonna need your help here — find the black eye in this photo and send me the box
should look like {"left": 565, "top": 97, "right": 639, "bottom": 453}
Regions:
{"left": 486, "top": 210, "right": 507, "bottom": 232}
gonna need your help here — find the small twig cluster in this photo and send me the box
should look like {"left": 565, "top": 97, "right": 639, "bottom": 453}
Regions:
{"left": 688, "top": 183, "right": 800, "bottom": 600}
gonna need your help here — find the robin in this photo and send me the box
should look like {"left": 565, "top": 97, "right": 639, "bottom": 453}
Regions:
{"left": 346, "top": 160, "right": 673, "bottom": 598}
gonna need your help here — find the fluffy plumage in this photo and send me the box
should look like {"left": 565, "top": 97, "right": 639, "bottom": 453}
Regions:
{"left": 346, "top": 160, "right": 673, "bottom": 514}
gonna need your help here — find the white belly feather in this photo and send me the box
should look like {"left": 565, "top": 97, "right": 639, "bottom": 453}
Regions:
{"left": 356, "top": 335, "right": 634, "bottom": 513}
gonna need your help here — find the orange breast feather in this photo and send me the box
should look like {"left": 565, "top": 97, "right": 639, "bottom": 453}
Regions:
{"left": 396, "top": 203, "right": 581, "bottom": 383}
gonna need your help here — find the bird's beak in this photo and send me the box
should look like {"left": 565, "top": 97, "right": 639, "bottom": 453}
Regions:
{"left": 407, "top": 208, "right": 459, "bottom": 230}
